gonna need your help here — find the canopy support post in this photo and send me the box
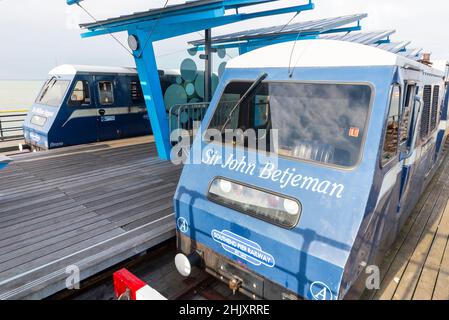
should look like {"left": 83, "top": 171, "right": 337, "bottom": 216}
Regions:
{"left": 204, "top": 28, "right": 212, "bottom": 103}
{"left": 132, "top": 30, "right": 171, "bottom": 160}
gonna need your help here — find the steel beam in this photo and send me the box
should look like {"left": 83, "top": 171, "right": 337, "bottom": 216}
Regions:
{"left": 131, "top": 30, "right": 171, "bottom": 160}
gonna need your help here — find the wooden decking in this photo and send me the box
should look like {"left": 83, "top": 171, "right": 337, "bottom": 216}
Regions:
{"left": 366, "top": 144, "right": 449, "bottom": 300}
{"left": 0, "top": 136, "right": 181, "bottom": 299}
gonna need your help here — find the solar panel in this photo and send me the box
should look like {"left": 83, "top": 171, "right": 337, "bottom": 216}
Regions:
{"left": 321, "top": 30, "right": 395, "bottom": 45}
{"left": 399, "top": 48, "right": 423, "bottom": 59}
{"left": 190, "top": 13, "right": 368, "bottom": 46}
{"left": 323, "top": 31, "right": 424, "bottom": 60}
{"left": 80, "top": 0, "right": 279, "bottom": 29}
{"left": 80, "top": 0, "right": 220, "bottom": 29}
{"left": 376, "top": 41, "right": 411, "bottom": 53}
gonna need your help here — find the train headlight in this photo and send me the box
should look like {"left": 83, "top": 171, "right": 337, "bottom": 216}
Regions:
{"left": 283, "top": 199, "right": 300, "bottom": 215}
{"left": 208, "top": 178, "right": 301, "bottom": 228}
{"left": 219, "top": 179, "right": 233, "bottom": 193}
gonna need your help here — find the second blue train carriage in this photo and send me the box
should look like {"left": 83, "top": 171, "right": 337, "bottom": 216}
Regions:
{"left": 173, "top": 40, "right": 449, "bottom": 300}
{"left": 22, "top": 65, "right": 178, "bottom": 150}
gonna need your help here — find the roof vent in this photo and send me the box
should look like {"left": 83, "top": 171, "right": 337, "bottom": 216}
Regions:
{"left": 420, "top": 53, "right": 433, "bottom": 66}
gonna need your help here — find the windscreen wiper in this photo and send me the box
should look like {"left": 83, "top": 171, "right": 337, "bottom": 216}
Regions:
{"left": 220, "top": 73, "right": 268, "bottom": 134}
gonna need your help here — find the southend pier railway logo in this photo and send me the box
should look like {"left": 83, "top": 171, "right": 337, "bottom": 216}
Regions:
{"left": 211, "top": 230, "right": 275, "bottom": 267}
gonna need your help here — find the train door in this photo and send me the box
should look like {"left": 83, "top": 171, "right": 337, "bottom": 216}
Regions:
{"left": 377, "top": 83, "right": 415, "bottom": 246}
{"left": 65, "top": 75, "right": 98, "bottom": 145}
{"left": 94, "top": 75, "right": 119, "bottom": 141}
{"left": 397, "top": 83, "right": 418, "bottom": 212}
{"left": 379, "top": 84, "right": 403, "bottom": 218}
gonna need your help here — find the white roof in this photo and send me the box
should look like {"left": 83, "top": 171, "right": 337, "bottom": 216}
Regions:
{"left": 49, "top": 64, "right": 138, "bottom": 76}
{"left": 433, "top": 60, "right": 449, "bottom": 73}
{"left": 227, "top": 40, "right": 443, "bottom": 76}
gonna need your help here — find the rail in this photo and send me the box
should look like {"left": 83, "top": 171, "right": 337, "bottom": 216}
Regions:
{"left": 168, "top": 101, "right": 242, "bottom": 144}
{"left": 0, "top": 110, "right": 27, "bottom": 142}
{"left": 169, "top": 102, "right": 209, "bottom": 143}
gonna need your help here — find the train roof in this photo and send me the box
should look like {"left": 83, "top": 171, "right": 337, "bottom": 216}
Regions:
{"left": 227, "top": 39, "right": 445, "bottom": 76}
{"left": 49, "top": 65, "right": 138, "bottom": 76}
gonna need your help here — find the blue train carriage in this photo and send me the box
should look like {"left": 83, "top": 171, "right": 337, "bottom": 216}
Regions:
{"left": 22, "top": 65, "right": 178, "bottom": 150}
{"left": 173, "top": 40, "right": 449, "bottom": 300}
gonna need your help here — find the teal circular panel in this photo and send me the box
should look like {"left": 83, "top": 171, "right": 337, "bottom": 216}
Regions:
{"left": 217, "top": 47, "right": 226, "bottom": 59}
{"left": 187, "top": 47, "right": 198, "bottom": 56}
{"left": 180, "top": 111, "right": 189, "bottom": 124}
{"left": 180, "top": 58, "right": 198, "bottom": 82}
{"left": 185, "top": 83, "right": 195, "bottom": 96}
{"left": 218, "top": 62, "right": 227, "bottom": 78}
{"left": 194, "top": 72, "right": 220, "bottom": 98}
{"left": 164, "top": 84, "right": 187, "bottom": 111}
{"left": 194, "top": 72, "right": 205, "bottom": 98}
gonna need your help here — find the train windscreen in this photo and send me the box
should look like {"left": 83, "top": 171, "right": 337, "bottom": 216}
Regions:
{"left": 35, "top": 78, "right": 71, "bottom": 107}
{"left": 207, "top": 81, "right": 372, "bottom": 168}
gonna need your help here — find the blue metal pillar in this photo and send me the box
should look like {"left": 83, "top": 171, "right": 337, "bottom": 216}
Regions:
{"left": 132, "top": 30, "right": 171, "bottom": 160}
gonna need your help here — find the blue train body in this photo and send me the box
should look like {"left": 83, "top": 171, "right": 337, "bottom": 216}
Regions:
{"left": 174, "top": 40, "right": 449, "bottom": 300}
{"left": 23, "top": 65, "right": 176, "bottom": 150}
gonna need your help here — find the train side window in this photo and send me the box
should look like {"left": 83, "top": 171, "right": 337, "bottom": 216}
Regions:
{"left": 98, "top": 81, "right": 114, "bottom": 105}
{"left": 382, "top": 85, "right": 401, "bottom": 166}
{"left": 130, "top": 80, "right": 144, "bottom": 103}
{"left": 69, "top": 80, "right": 91, "bottom": 106}
{"left": 400, "top": 84, "right": 415, "bottom": 145}
{"left": 430, "top": 86, "right": 440, "bottom": 132}
{"left": 420, "top": 85, "right": 432, "bottom": 139}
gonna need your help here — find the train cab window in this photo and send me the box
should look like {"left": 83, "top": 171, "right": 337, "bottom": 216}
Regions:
{"left": 430, "top": 86, "right": 440, "bottom": 132}
{"left": 207, "top": 81, "right": 373, "bottom": 168}
{"left": 98, "top": 81, "right": 114, "bottom": 105}
{"left": 130, "top": 80, "right": 144, "bottom": 103}
{"left": 381, "top": 85, "right": 401, "bottom": 166}
{"left": 69, "top": 80, "right": 91, "bottom": 106}
{"left": 36, "top": 78, "right": 70, "bottom": 107}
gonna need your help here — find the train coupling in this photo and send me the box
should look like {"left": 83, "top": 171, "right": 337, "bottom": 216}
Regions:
{"left": 229, "top": 277, "right": 243, "bottom": 295}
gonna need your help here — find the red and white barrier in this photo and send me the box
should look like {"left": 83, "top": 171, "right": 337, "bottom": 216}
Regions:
{"left": 113, "top": 268, "right": 167, "bottom": 300}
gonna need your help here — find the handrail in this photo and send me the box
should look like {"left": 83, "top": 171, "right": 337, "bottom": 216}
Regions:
{"left": 0, "top": 111, "right": 27, "bottom": 142}
{"left": 0, "top": 109, "right": 28, "bottom": 114}
{"left": 169, "top": 102, "right": 209, "bottom": 143}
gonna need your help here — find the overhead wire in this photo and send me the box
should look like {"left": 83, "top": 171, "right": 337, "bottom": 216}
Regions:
{"left": 76, "top": 0, "right": 171, "bottom": 58}
{"left": 76, "top": 2, "right": 134, "bottom": 56}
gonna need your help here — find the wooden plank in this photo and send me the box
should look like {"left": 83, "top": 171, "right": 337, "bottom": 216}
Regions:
{"left": 413, "top": 199, "right": 449, "bottom": 299}
{"left": 0, "top": 215, "right": 174, "bottom": 299}
{"left": 430, "top": 199, "right": 449, "bottom": 300}
{"left": 392, "top": 177, "right": 449, "bottom": 299}
{"left": 0, "top": 137, "right": 180, "bottom": 300}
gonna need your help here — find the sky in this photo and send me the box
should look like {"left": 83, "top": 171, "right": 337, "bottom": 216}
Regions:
{"left": 0, "top": 0, "right": 447, "bottom": 80}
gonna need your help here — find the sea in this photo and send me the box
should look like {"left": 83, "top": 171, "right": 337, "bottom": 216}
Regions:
{"left": 0, "top": 80, "right": 43, "bottom": 112}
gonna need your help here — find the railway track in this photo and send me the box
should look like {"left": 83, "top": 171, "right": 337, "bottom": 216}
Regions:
{"left": 48, "top": 239, "right": 247, "bottom": 301}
